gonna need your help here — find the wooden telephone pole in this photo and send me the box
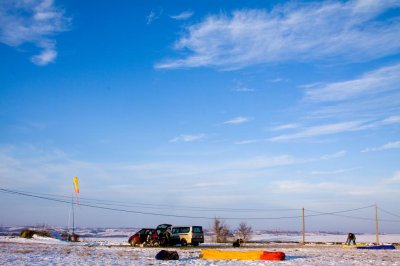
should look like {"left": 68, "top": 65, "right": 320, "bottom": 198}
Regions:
{"left": 302, "top": 208, "right": 305, "bottom": 244}
{"left": 375, "top": 205, "right": 379, "bottom": 245}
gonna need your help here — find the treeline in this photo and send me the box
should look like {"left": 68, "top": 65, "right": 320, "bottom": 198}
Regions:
{"left": 211, "top": 218, "right": 253, "bottom": 243}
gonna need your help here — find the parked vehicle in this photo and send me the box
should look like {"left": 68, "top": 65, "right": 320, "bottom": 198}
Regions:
{"left": 128, "top": 228, "right": 159, "bottom": 247}
{"left": 170, "top": 226, "right": 204, "bottom": 246}
{"left": 156, "top": 224, "right": 172, "bottom": 247}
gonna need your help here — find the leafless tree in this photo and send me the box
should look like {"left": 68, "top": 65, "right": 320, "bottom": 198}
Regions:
{"left": 212, "top": 217, "right": 231, "bottom": 243}
{"left": 235, "top": 222, "right": 253, "bottom": 243}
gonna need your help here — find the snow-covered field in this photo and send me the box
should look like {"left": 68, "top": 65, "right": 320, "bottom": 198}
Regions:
{"left": 1, "top": 227, "right": 399, "bottom": 265}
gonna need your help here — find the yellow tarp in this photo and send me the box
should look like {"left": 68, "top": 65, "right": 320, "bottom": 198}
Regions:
{"left": 342, "top": 244, "right": 367, "bottom": 248}
{"left": 200, "top": 250, "right": 264, "bottom": 260}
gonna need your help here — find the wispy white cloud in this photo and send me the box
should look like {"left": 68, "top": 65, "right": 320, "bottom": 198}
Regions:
{"left": 269, "top": 121, "right": 367, "bottom": 142}
{"left": 273, "top": 179, "right": 383, "bottom": 196}
{"left": 305, "top": 64, "right": 400, "bottom": 102}
{"left": 225, "top": 155, "right": 299, "bottom": 170}
{"left": 156, "top": 1, "right": 400, "bottom": 69}
{"left": 272, "top": 123, "right": 299, "bottom": 131}
{"left": 169, "top": 133, "right": 205, "bottom": 143}
{"left": 146, "top": 11, "right": 157, "bottom": 24}
{"left": 223, "top": 116, "right": 252, "bottom": 125}
{"left": 170, "top": 11, "right": 194, "bottom": 20}
{"left": 232, "top": 80, "right": 255, "bottom": 92}
{"left": 386, "top": 171, "right": 400, "bottom": 183}
{"left": 192, "top": 181, "right": 231, "bottom": 188}
{"left": 0, "top": 0, "right": 70, "bottom": 65}
{"left": 269, "top": 78, "right": 283, "bottom": 83}
{"left": 301, "top": 63, "right": 400, "bottom": 125}
{"left": 320, "top": 150, "right": 347, "bottom": 160}
{"left": 234, "top": 139, "right": 261, "bottom": 145}
{"left": 345, "top": 188, "right": 378, "bottom": 196}
{"left": 306, "top": 91, "right": 400, "bottom": 121}
{"left": 381, "top": 115, "right": 400, "bottom": 125}
{"left": 271, "top": 114, "right": 400, "bottom": 143}
{"left": 146, "top": 8, "right": 163, "bottom": 25}
{"left": 234, "top": 87, "right": 255, "bottom": 93}
{"left": 273, "top": 180, "right": 339, "bottom": 193}
{"left": 362, "top": 141, "right": 400, "bottom": 153}
{"left": 31, "top": 48, "right": 57, "bottom": 65}
{"left": 311, "top": 168, "right": 358, "bottom": 176}
{"left": 271, "top": 66, "right": 400, "bottom": 141}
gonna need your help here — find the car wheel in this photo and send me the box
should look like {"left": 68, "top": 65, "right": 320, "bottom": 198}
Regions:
{"left": 192, "top": 241, "right": 199, "bottom": 246}
{"left": 130, "top": 239, "right": 138, "bottom": 247}
{"left": 181, "top": 239, "right": 187, "bottom": 246}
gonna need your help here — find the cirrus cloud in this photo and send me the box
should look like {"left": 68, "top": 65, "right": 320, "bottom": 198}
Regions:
{"left": 386, "top": 171, "right": 400, "bottom": 183}
{"left": 169, "top": 133, "right": 205, "bottom": 143}
{"left": 223, "top": 116, "right": 252, "bottom": 125}
{"left": 305, "top": 64, "right": 400, "bottom": 102}
{"left": 382, "top": 115, "right": 400, "bottom": 125}
{"left": 362, "top": 141, "right": 400, "bottom": 153}
{"left": 170, "top": 11, "right": 194, "bottom": 21}
{"left": 269, "top": 121, "right": 368, "bottom": 142}
{"left": 156, "top": 0, "right": 400, "bottom": 70}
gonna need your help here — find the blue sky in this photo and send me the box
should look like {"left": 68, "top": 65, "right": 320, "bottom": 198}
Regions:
{"left": 1, "top": 0, "right": 400, "bottom": 233}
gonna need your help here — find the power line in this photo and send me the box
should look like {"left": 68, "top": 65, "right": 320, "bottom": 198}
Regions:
{"left": 378, "top": 207, "right": 400, "bottom": 218}
{"left": 305, "top": 205, "right": 375, "bottom": 217}
{"left": 306, "top": 209, "right": 374, "bottom": 221}
{"left": 0, "top": 188, "right": 301, "bottom": 220}
{"left": 306, "top": 208, "right": 400, "bottom": 223}
{"left": 0, "top": 188, "right": 299, "bottom": 213}
{"left": 0, "top": 188, "right": 212, "bottom": 220}
{"left": 2, "top": 187, "right": 399, "bottom": 222}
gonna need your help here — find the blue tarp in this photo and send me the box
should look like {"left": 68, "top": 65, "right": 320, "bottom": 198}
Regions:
{"left": 357, "top": 245, "right": 396, "bottom": 250}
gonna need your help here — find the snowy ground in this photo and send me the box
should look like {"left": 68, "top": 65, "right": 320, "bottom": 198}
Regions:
{"left": 1, "top": 228, "right": 399, "bottom": 265}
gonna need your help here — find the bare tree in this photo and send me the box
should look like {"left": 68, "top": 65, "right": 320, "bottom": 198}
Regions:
{"left": 212, "top": 217, "right": 231, "bottom": 243}
{"left": 235, "top": 222, "right": 253, "bottom": 243}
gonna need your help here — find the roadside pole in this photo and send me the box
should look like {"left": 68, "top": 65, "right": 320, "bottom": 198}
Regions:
{"left": 375, "top": 205, "right": 379, "bottom": 245}
{"left": 302, "top": 208, "right": 305, "bottom": 244}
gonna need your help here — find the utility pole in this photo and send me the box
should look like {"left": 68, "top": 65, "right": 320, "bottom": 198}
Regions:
{"left": 375, "top": 204, "right": 379, "bottom": 245}
{"left": 72, "top": 197, "right": 75, "bottom": 234}
{"left": 302, "top": 208, "right": 305, "bottom": 244}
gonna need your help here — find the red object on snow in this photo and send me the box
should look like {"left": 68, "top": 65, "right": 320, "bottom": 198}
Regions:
{"left": 260, "top": 251, "right": 286, "bottom": 261}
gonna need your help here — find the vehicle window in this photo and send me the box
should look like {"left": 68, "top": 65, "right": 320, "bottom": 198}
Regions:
{"left": 193, "top": 226, "right": 203, "bottom": 233}
{"left": 158, "top": 224, "right": 170, "bottom": 229}
{"left": 180, "top": 227, "right": 190, "bottom": 233}
{"left": 172, "top": 228, "right": 179, "bottom": 234}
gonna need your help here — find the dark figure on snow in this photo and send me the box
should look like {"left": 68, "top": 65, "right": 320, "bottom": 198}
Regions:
{"left": 345, "top": 233, "right": 356, "bottom": 245}
{"left": 233, "top": 238, "right": 243, "bottom": 247}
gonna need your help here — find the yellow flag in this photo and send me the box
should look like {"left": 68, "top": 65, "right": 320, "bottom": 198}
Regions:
{"left": 73, "top": 176, "right": 80, "bottom": 194}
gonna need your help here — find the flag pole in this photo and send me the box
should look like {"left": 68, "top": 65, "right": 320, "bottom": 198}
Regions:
{"left": 71, "top": 176, "right": 80, "bottom": 242}
{"left": 72, "top": 195, "right": 75, "bottom": 234}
